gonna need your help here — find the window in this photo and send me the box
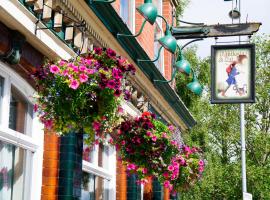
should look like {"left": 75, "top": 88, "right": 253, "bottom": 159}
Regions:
{"left": 82, "top": 138, "right": 116, "bottom": 200}
{"left": 153, "top": 0, "right": 164, "bottom": 73}
{"left": 120, "top": 0, "right": 135, "bottom": 32}
{"left": 0, "top": 62, "right": 44, "bottom": 200}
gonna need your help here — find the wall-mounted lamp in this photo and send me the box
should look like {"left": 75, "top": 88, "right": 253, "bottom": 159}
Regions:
{"left": 0, "top": 30, "right": 26, "bottom": 65}
{"left": 154, "top": 44, "right": 203, "bottom": 96}
{"left": 157, "top": 15, "right": 177, "bottom": 54}
{"left": 136, "top": 0, "right": 158, "bottom": 25}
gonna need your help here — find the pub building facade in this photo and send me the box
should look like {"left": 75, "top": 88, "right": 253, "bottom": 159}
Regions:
{"left": 0, "top": 0, "right": 196, "bottom": 199}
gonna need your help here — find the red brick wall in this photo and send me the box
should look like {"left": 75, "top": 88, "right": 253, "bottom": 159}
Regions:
{"left": 41, "top": 131, "right": 60, "bottom": 200}
{"left": 135, "top": 0, "right": 155, "bottom": 59}
{"left": 163, "top": 0, "right": 174, "bottom": 80}
{"left": 116, "top": 158, "right": 127, "bottom": 200}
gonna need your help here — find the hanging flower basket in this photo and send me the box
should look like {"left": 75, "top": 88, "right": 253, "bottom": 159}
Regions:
{"left": 111, "top": 112, "right": 205, "bottom": 192}
{"left": 33, "top": 48, "right": 135, "bottom": 143}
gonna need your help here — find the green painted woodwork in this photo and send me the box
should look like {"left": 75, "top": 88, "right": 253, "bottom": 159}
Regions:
{"left": 58, "top": 132, "right": 83, "bottom": 200}
{"left": 127, "top": 175, "right": 141, "bottom": 200}
{"left": 152, "top": 178, "right": 163, "bottom": 200}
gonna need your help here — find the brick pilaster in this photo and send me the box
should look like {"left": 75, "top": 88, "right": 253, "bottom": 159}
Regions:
{"left": 41, "top": 131, "right": 60, "bottom": 200}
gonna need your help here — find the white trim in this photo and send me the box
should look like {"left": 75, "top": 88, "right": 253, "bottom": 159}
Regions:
{"left": 82, "top": 160, "right": 113, "bottom": 180}
{"left": 0, "top": 61, "right": 44, "bottom": 200}
{"left": 121, "top": 101, "right": 141, "bottom": 117}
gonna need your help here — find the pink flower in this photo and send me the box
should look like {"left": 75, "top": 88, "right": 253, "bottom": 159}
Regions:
{"left": 69, "top": 79, "right": 80, "bottom": 89}
{"left": 127, "top": 163, "right": 136, "bottom": 171}
{"left": 85, "top": 59, "right": 92, "bottom": 65}
{"left": 168, "top": 165, "right": 174, "bottom": 171}
{"left": 118, "top": 106, "right": 124, "bottom": 113}
{"left": 162, "top": 132, "right": 168, "bottom": 138}
{"left": 92, "top": 121, "right": 101, "bottom": 132}
{"left": 164, "top": 180, "right": 171, "bottom": 188}
{"left": 50, "top": 65, "right": 60, "bottom": 74}
{"left": 168, "top": 125, "right": 175, "bottom": 131}
{"left": 121, "top": 141, "right": 126, "bottom": 145}
{"left": 109, "top": 138, "right": 114, "bottom": 144}
{"left": 79, "top": 73, "right": 88, "bottom": 83}
{"left": 44, "top": 119, "right": 53, "bottom": 129}
{"left": 33, "top": 104, "right": 38, "bottom": 112}
{"left": 72, "top": 65, "right": 79, "bottom": 72}
{"left": 152, "top": 135, "right": 157, "bottom": 142}
{"left": 142, "top": 168, "right": 148, "bottom": 174}
{"left": 79, "top": 65, "right": 86, "bottom": 72}
{"left": 198, "top": 160, "right": 204, "bottom": 166}
{"left": 199, "top": 166, "right": 204, "bottom": 173}
{"left": 59, "top": 60, "right": 66, "bottom": 66}
{"left": 86, "top": 68, "right": 96, "bottom": 74}
{"left": 146, "top": 131, "right": 152, "bottom": 137}
{"left": 62, "top": 69, "right": 69, "bottom": 76}
{"left": 163, "top": 172, "right": 169, "bottom": 178}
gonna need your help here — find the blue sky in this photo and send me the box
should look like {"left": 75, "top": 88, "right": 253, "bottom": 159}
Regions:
{"left": 180, "top": 0, "right": 270, "bottom": 58}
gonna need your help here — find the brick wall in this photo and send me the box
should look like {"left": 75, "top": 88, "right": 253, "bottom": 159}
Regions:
{"left": 163, "top": 0, "right": 174, "bottom": 80}
{"left": 135, "top": 0, "right": 155, "bottom": 59}
{"left": 41, "top": 131, "right": 60, "bottom": 200}
{"left": 116, "top": 158, "right": 127, "bottom": 200}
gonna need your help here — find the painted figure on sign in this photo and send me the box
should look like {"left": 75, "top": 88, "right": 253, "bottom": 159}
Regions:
{"left": 221, "top": 54, "right": 247, "bottom": 96}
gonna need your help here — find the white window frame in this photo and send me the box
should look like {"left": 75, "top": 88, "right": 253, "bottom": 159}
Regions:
{"left": 0, "top": 61, "right": 44, "bottom": 200}
{"left": 119, "top": 0, "right": 135, "bottom": 33}
{"left": 82, "top": 139, "right": 116, "bottom": 200}
{"left": 153, "top": 0, "right": 165, "bottom": 74}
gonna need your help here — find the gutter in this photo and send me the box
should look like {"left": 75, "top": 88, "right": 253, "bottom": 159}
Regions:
{"left": 85, "top": 2, "right": 196, "bottom": 129}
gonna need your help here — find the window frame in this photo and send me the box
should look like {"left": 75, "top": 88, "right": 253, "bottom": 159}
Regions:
{"left": 153, "top": 0, "right": 164, "bottom": 74}
{"left": 0, "top": 61, "right": 44, "bottom": 200}
{"left": 82, "top": 138, "right": 116, "bottom": 200}
{"left": 119, "top": 0, "right": 135, "bottom": 33}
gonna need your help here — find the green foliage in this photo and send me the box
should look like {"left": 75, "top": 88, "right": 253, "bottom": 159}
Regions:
{"left": 175, "top": 35, "right": 270, "bottom": 199}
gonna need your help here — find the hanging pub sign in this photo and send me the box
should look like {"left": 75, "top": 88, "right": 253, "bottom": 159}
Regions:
{"left": 211, "top": 44, "right": 255, "bottom": 104}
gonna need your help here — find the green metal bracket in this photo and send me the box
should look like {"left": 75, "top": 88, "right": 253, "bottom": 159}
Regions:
{"left": 117, "top": 19, "right": 147, "bottom": 38}
{"left": 137, "top": 46, "right": 163, "bottom": 63}
{"left": 0, "top": 30, "right": 26, "bottom": 65}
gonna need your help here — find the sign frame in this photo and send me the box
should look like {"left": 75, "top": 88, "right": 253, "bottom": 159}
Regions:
{"left": 211, "top": 44, "right": 256, "bottom": 104}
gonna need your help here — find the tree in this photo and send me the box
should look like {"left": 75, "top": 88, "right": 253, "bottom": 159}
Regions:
{"left": 175, "top": 35, "right": 270, "bottom": 200}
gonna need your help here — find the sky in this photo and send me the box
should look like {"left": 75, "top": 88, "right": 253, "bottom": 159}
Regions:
{"left": 179, "top": 0, "right": 270, "bottom": 58}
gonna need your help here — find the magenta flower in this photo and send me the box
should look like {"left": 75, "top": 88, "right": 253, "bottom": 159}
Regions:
{"left": 79, "top": 65, "right": 87, "bottom": 72}
{"left": 62, "top": 69, "right": 69, "bottom": 76}
{"left": 164, "top": 180, "right": 171, "bottom": 188}
{"left": 114, "top": 89, "right": 122, "bottom": 97}
{"left": 50, "top": 65, "right": 60, "bottom": 74}
{"left": 92, "top": 121, "right": 101, "bottom": 132}
{"left": 121, "top": 140, "right": 126, "bottom": 145}
{"left": 199, "top": 160, "right": 204, "bottom": 166}
{"left": 72, "top": 65, "right": 79, "bottom": 73}
{"left": 59, "top": 60, "right": 66, "bottom": 66}
{"left": 168, "top": 165, "right": 174, "bottom": 171}
{"left": 79, "top": 73, "right": 88, "bottom": 83}
{"left": 168, "top": 125, "right": 175, "bottom": 131}
{"left": 69, "top": 79, "right": 80, "bottom": 90}
{"left": 127, "top": 163, "right": 136, "bottom": 171}
{"left": 142, "top": 168, "right": 148, "bottom": 174}
{"left": 106, "top": 48, "right": 116, "bottom": 57}
{"left": 107, "top": 80, "right": 116, "bottom": 89}
{"left": 33, "top": 104, "right": 38, "bottom": 112}
{"left": 163, "top": 172, "right": 169, "bottom": 178}
{"left": 86, "top": 68, "right": 96, "bottom": 74}
{"left": 146, "top": 131, "right": 152, "bottom": 137}
{"left": 199, "top": 166, "right": 204, "bottom": 173}
{"left": 152, "top": 135, "right": 157, "bottom": 142}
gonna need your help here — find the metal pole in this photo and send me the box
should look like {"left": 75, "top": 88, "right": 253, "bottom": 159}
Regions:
{"left": 240, "top": 103, "right": 247, "bottom": 194}
{"left": 238, "top": 0, "right": 248, "bottom": 196}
